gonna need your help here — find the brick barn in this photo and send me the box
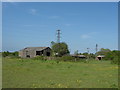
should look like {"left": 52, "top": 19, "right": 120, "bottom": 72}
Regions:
{"left": 19, "top": 47, "right": 51, "bottom": 58}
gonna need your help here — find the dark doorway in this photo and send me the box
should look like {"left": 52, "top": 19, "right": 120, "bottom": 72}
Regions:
{"left": 36, "top": 51, "right": 41, "bottom": 55}
{"left": 46, "top": 52, "right": 50, "bottom": 56}
{"left": 26, "top": 55, "right": 30, "bottom": 58}
{"left": 36, "top": 51, "right": 43, "bottom": 56}
{"left": 98, "top": 57, "right": 101, "bottom": 60}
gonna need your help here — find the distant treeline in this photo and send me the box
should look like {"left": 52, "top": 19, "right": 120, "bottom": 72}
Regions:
{"left": 2, "top": 51, "right": 19, "bottom": 58}
{"left": 2, "top": 48, "right": 120, "bottom": 64}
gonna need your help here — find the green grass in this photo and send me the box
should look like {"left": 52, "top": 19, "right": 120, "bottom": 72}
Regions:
{"left": 2, "top": 58, "right": 118, "bottom": 88}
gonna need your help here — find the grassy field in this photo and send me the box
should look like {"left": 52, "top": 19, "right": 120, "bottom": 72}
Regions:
{"left": 2, "top": 58, "right": 118, "bottom": 88}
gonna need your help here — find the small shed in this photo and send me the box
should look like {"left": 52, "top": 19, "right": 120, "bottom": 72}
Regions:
{"left": 71, "top": 54, "right": 86, "bottom": 59}
{"left": 19, "top": 47, "right": 51, "bottom": 58}
{"left": 96, "top": 55, "right": 105, "bottom": 60}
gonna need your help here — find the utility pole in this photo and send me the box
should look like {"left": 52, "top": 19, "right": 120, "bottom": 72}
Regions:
{"left": 96, "top": 44, "right": 98, "bottom": 54}
{"left": 87, "top": 48, "right": 89, "bottom": 54}
{"left": 87, "top": 48, "right": 89, "bottom": 60}
{"left": 95, "top": 44, "right": 98, "bottom": 60}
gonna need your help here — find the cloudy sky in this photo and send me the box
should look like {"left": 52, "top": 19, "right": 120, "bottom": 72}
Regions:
{"left": 2, "top": 2, "right": 118, "bottom": 54}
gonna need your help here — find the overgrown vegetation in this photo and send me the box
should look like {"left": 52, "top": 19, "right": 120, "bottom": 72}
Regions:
{"left": 33, "top": 56, "right": 46, "bottom": 60}
{"left": 58, "top": 55, "right": 75, "bottom": 61}
{"left": 2, "top": 48, "right": 119, "bottom": 88}
{"left": 51, "top": 42, "right": 70, "bottom": 57}
{"left": 96, "top": 48, "right": 120, "bottom": 64}
{"left": 2, "top": 47, "right": 120, "bottom": 65}
{"left": 2, "top": 51, "right": 19, "bottom": 58}
{"left": 2, "top": 58, "right": 118, "bottom": 88}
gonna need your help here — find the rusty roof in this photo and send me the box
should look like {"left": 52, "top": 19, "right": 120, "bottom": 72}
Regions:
{"left": 20, "top": 47, "right": 51, "bottom": 51}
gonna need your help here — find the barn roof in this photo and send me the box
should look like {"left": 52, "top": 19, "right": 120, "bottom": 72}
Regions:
{"left": 20, "top": 47, "right": 51, "bottom": 51}
{"left": 97, "top": 55, "right": 105, "bottom": 57}
{"left": 71, "top": 54, "right": 86, "bottom": 57}
{"left": 78, "top": 55, "right": 86, "bottom": 57}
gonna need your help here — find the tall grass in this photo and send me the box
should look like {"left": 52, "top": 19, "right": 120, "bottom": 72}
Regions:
{"left": 2, "top": 57, "right": 118, "bottom": 88}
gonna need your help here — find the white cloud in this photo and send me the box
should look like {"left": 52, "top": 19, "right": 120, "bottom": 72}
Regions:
{"left": 29, "top": 9, "right": 37, "bottom": 15}
{"left": 81, "top": 32, "right": 97, "bottom": 39}
{"left": 49, "top": 16, "right": 60, "bottom": 19}
{"left": 81, "top": 34, "right": 91, "bottom": 39}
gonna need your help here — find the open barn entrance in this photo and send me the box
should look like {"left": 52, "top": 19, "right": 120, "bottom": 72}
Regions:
{"left": 36, "top": 51, "right": 43, "bottom": 56}
{"left": 97, "top": 57, "right": 102, "bottom": 60}
{"left": 96, "top": 55, "right": 105, "bottom": 60}
{"left": 46, "top": 52, "right": 50, "bottom": 56}
{"left": 26, "top": 55, "right": 30, "bottom": 58}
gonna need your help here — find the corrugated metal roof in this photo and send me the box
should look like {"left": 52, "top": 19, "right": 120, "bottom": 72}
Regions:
{"left": 78, "top": 55, "right": 86, "bottom": 57}
{"left": 71, "top": 54, "right": 86, "bottom": 57}
{"left": 21, "top": 47, "right": 50, "bottom": 51}
{"left": 97, "top": 55, "right": 105, "bottom": 57}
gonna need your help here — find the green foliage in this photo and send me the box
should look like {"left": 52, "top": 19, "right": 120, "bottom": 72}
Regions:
{"left": 89, "top": 53, "right": 95, "bottom": 59}
{"left": 111, "top": 57, "right": 118, "bottom": 64}
{"left": 74, "top": 50, "right": 79, "bottom": 55}
{"left": 33, "top": 56, "right": 46, "bottom": 61}
{"left": 80, "top": 53, "right": 95, "bottom": 59}
{"left": 96, "top": 48, "right": 111, "bottom": 55}
{"left": 110, "top": 50, "right": 120, "bottom": 64}
{"left": 2, "top": 51, "right": 9, "bottom": 57}
{"left": 104, "top": 51, "right": 114, "bottom": 60}
{"left": 96, "top": 49, "right": 120, "bottom": 64}
{"left": 50, "top": 41, "right": 56, "bottom": 47}
{"left": 2, "top": 51, "right": 19, "bottom": 58}
{"left": 59, "top": 55, "right": 75, "bottom": 61}
{"left": 51, "top": 42, "right": 70, "bottom": 57}
{"left": 82, "top": 52, "right": 88, "bottom": 56}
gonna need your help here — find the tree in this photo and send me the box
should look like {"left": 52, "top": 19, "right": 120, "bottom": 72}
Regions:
{"left": 82, "top": 52, "right": 88, "bottom": 56}
{"left": 51, "top": 41, "right": 55, "bottom": 47}
{"left": 96, "top": 48, "right": 111, "bottom": 55}
{"left": 51, "top": 42, "right": 70, "bottom": 57}
{"left": 74, "top": 50, "right": 79, "bottom": 55}
{"left": 2, "top": 51, "right": 19, "bottom": 57}
{"left": 2, "top": 51, "right": 10, "bottom": 57}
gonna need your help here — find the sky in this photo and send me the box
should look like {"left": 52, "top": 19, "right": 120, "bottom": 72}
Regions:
{"left": 2, "top": 2, "right": 118, "bottom": 54}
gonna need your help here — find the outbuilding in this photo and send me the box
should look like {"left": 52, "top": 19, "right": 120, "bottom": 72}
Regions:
{"left": 96, "top": 55, "right": 105, "bottom": 60}
{"left": 19, "top": 47, "right": 51, "bottom": 58}
{"left": 71, "top": 54, "right": 86, "bottom": 59}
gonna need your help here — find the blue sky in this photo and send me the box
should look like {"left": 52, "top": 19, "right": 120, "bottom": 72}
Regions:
{"left": 2, "top": 2, "right": 118, "bottom": 54}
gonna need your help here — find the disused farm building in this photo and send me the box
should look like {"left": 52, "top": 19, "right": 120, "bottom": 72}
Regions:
{"left": 19, "top": 47, "right": 51, "bottom": 58}
{"left": 71, "top": 54, "right": 86, "bottom": 59}
{"left": 96, "top": 55, "right": 105, "bottom": 60}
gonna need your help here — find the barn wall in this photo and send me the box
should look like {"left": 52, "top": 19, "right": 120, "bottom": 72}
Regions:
{"left": 30, "top": 50, "right": 36, "bottom": 58}
{"left": 43, "top": 48, "right": 51, "bottom": 56}
{"left": 19, "top": 47, "right": 51, "bottom": 58}
{"left": 19, "top": 50, "right": 27, "bottom": 58}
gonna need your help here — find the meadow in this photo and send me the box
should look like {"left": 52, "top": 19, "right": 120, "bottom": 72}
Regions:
{"left": 2, "top": 58, "right": 118, "bottom": 88}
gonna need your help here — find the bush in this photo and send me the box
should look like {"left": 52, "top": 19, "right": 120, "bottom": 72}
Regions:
{"left": 33, "top": 56, "right": 46, "bottom": 61}
{"left": 2, "top": 51, "right": 19, "bottom": 58}
{"left": 109, "top": 50, "right": 120, "bottom": 65}
{"left": 59, "top": 56, "right": 75, "bottom": 61}
{"left": 111, "top": 57, "right": 119, "bottom": 65}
